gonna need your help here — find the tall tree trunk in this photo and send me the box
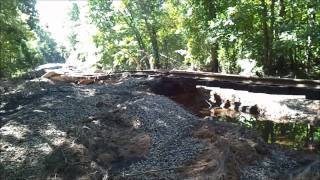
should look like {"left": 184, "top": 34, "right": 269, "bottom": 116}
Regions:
{"left": 131, "top": 27, "right": 150, "bottom": 69}
{"left": 123, "top": 8, "right": 150, "bottom": 69}
{"left": 204, "top": 0, "right": 219, "bottom": 73}
{"left": 260, "top": 0, "right": 275, "bottom": 75}
{"left": 138, "top": 1, "right": 161, "bottom": 69}
{"left": 306, "top": 2, "right": 316, "bottom": 74}
{"left": 143, "top": 18, "right": 160, "bottom": 69}
{"left": 261, "top": 0, "right": 270, "bottom": 75}
{"left": 134, "top": 31, "right": 150, "bottom": 69}
{"left": 289, "top": 49, "right": 295, "bottom": 74}
{"left": 163, "top": 39, "right": 169, "bottom": 69}
{"left": 279, "top": 0, "right": 285, "bottom": 17}
{"left": 132, "top": 26, "right": 150, "bottom": 69}
{"left": 269, "top": 0, "right": 275, "bottom": 74}
{"left": 149, "top": 25, "right": 160, "bottom": 69}
{"left": 210, "top": 44, "right": 219, "bottom": 72}
{"left": 279, "top": 0, "right": 291, "bottom": 75}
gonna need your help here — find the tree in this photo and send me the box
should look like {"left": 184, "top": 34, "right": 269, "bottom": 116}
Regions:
{"left": 89, "top": 0, "right": 187, "bottom": 70}
{"left": 35, "top": 28, "right": 65, "bottom": 63}
{"left": 68, "top": 3, "right": 80, "bottom": 51}
{"left": 0, "top": 0, "right": 39, "bottom": 76}
{"left": 88, "top": 0, "right": 320, "bottom": 78}
{"left": 0, "top": 0, "right": 64, "bottom": 77}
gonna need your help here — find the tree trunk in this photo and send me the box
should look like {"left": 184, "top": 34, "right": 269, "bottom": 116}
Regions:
{"left": 123, "top": 8, "right": 150, "bottom": 69}
{"left": 269, "top": 0, "right": 275, "bottom": 74}
{"left": 306, "top": 2, "right": 316, "bottom": 74}
{"left": 138, "top": 0, "right": 161, "bottom": 70}
{"left": 210, "top": 44, "right": 219, "bottom": 72}
{"left": 132, "top": 29, "right": 149, "bottom": 69}
{"left": 289, "top": 48, "right": 295, "bottom": 74}
{"left": 260, "top": 0, "right": 275, "bottom": 75}
{"left": 134, "top": 32, "right": 150, "bottom": 69}
{"left": 163, "top": 39, "right": 169, "bottom": 69}
{"left": 279, "top": 0, "right": 285, "bottom": 17}
{"left": 149, "top": 25, "right": 160, "bottom": 69}
{"left": 132, "top": 27, "right": 149, "bottom": 69}
{"left": 261, "top": 0, "right": 270, "bottom": 75}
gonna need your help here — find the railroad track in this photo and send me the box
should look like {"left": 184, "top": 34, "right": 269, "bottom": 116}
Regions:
{"left": 121, "top": 70, "right": 320, "bottom": 100}
{"left": 41, "top": 69, "right": 320, "bottom": 100}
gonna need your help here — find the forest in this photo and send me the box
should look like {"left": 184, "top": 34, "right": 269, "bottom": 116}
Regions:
{"left": 1, "top": 0, "right": 319, "bottom": 79}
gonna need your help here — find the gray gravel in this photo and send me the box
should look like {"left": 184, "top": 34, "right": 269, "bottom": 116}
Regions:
{"left": 1, "top": 75, "right": 319, "bottom": 180}
{"left": 0, "top": 77, "right": 204, "bottom": 179}
{"left": 119, "top": 95, "right": 205, "bottom": 178}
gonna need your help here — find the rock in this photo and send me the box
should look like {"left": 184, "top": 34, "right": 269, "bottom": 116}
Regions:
{"left": 193, "top": 124, "right": 216, "bottom": 140}
{"left": 249, "top": 104, "right": 259, "bottom": 115}
{"left": 254, "top": 143, "right": 270, "bottom": 155}
{"left": 223, "top": 100, "right": 231, "bottom": 109}
{"left": 119, "top": 134, "right": 151, "bottom": 158}
{"left": 78, "top": 79, "right": 95, "bottom": 85}
{"left": 0, "top": 86, "right": 5, "bottom": 94}
{"left": 41, "top": 71, "right": 60, "bottom": 79}
{"left": 230, "top": 142, "right": 260, "bottom": 166}
{"left": 97, "top": 153, "right": 116, "bottom": 167}
{"left": 287, "top": 160, "right": 320, "bottom": 180}
{"left": 234, "top": 101, "right": 241, "bottom": 111}
{"left": 241, "top": 106, "right": 249, "bottom": 113}
{"left": 210, "top": 108, "right": 238, "bottom": 118}
{"left": 213, "top": 93, "right": 222, "bottom": 107}
{"left": 96, "top": 102, "right": 106, "bottom": 108}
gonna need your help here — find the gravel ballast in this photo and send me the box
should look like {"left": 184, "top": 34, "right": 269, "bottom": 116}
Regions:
{"left": 1, "top": 74, "right": 319, "bottom": 180}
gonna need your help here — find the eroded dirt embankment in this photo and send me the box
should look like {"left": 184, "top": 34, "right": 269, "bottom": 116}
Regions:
{"left": 0, "top": 71, "right": 319, "bottom": 180}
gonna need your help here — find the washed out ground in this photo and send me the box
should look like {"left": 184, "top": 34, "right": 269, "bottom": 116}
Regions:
{"left": 0, "top": 70, "right": 319, "bottom": 179}
{"left": 169, "top": 85, "right": 320, "bottom": 152}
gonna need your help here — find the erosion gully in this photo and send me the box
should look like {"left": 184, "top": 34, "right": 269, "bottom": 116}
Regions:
{"left": 150, "top": 77, "right": 320, "bottom": 154}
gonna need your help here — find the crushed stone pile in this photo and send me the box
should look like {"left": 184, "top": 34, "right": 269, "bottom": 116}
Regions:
{"left": 0, "top": 76, "right": 204, "bottom": 179}
{"left": 1, "top": 71, "right": 319, "bottom": 180}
